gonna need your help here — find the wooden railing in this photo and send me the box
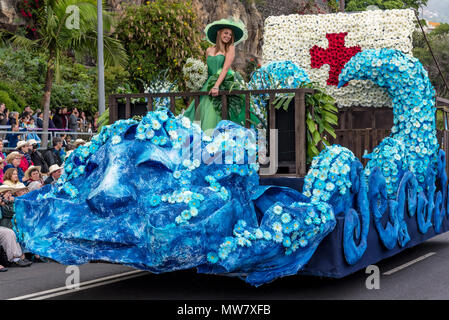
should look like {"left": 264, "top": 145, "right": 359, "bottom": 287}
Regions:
{"left": 108, "top": 91, "right": 449, "bottom": 177}
{"left": 109, "top": 88, "right": 315, "bottom": 177}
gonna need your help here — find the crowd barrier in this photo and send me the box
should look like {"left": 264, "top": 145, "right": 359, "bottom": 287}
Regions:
{"left": 0, "top": 129, "right": 95, "bottom": 151}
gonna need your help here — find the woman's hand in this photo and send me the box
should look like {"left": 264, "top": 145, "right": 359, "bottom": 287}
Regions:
{"left": 209, "top": 87, "right": 219, "bottom": 97}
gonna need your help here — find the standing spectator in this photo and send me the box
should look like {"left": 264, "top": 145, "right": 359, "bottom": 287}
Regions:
{"left": 52, "top": 108, "right": 63, "bottom": 129}
{"left": 23, "top": 106, "right": 33, "bottom": 117}
{"left": 61, "top": 107, "right": 69, "bottom": 130}
{"left": 24, "top": 117, "right": 41, "bottom": 144}
{"left": 7, "top": 111, "right": 18, "bottom": 128}
{"left": 79, "top": 111, "right": 87, "bottom": 132}
{"left": 68, "top": 108, "right": 79, "bottom": 133}
{"left": 28, "top": 139, "right": 49, "bottom": 174}
{"left": 36, "top": 111, "right": 44, "bottom": 128}
{"left": 0, "top": 103, "right": 5, "bottom": 118}
{"left": 16, "top": 140, "right": 33, "bottom": 173}
{"left": 24, "top": 166, "right": 43, "bottom": 191}
{"left": 93, "top": 111, "right": 100, "bottom": 132}
{"left": 0, "top": 105, "right": 8, "bottom": 142}
{"left": 0, "top": 103, "right": 7, "bottom": 129}
{"left": 0, "top": 226, "right": 32, "bottom": 267}
{"left": 5, "top": 125, "right": 21, "bottom": 148}
{"left": 44, "top": 164, "right": 62, "bottom": 185}
{"left": 32, "top": 108, "right": 41, "bottom": 123}
{"left": 43, "top": 137, "right": 63, "bottom": 167}
{"left": 4, "top": 152, "right": 25, "bottom": 182}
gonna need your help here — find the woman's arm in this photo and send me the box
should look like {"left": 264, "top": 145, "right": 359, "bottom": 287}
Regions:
{"left": 210, "top": 45, "right": 235, "bottom": 97}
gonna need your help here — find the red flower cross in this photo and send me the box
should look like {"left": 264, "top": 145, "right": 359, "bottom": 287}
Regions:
{"left": 310, "top": 32, "right": 361, "bottom": 86}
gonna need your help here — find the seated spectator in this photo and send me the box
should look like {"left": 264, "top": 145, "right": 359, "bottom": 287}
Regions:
{"left": 0, "top": 140, "right": 6, "bottom": 160}
{"left": 4, "top": 151, "right": 24, "bottom": 182}
{"left": 74, "top": 139, "right": 86, "bottom": 149}
{"left": 0, "top": 158, "right": 6, "bottom": 184}
{"left": 29, "top": 139, "right": 49, "bottom": 174}
{"left": 64, "top": 143, "right": 75, "bottom": 161}
{"left": 3, "top": 168, "right": 21, "bottom": 188}
{"left": 12, "top": 183, "right": 29, "bottom": 197}
{"left": 0, "top": 226, "right": 32, "bottom": 268}
{"left": 44, "top": 164, "right": 62, "bottom": 185}
{"left": 24, "top": 166, "right": 43, "bottom": 191}
{"left": 16, "top": 140, "right": 33, "bottom": 173}
{"left": 43, "top": 137, "right": 63, "bottom": 167}
{"left": 0, "top": 185, "right": 16, "bottom": 229}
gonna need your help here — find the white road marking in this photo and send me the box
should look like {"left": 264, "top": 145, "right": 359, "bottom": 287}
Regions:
{"left": 382, "top": 252, "right": 436, "bottom": 276}
{"left": 9, "top": 270, "right": 147, "bottom": 300}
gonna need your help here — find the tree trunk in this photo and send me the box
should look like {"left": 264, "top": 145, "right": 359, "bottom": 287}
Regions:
{"left": 41, "top": 54, "right": 56, "bottom": 149}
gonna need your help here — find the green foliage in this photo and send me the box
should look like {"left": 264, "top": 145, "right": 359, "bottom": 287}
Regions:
{"left": 261, "top": 80, "right": 339, "bottom": 164}
{"left": 97, "top": 108, "right": 109, "bottom": 130}
{"left": 0, "top": 90, "right": 19, "bottom": 111}
{"left": 115, "top": 0, "right": 204, "bottom": 90}
{"left": 413, "top": 27, "right": 449, "bottom": 99}
{"left": 327, "top": 0, "right": 340, "bottom": 12}
{"left": 0, "top": 81, "right": 27, "bottom": 109}
{"left": 345, "top": 0, "right": 428, "bottom": 11}
{"left": 305, "top": 87, "right": 338, "bottom": 164}
{"left": 431, "top": 23, "right": 449, "bottom": 36}
{"left": 0, "top": 46, "right": 98, "bottom": 112}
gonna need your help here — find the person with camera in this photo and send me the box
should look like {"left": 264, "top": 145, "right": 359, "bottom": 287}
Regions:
{"left": 0, "top": 185, "right": 16, "bottom": 229}
{"left": 28, "top": 139, "right": 49, "bottom": 174}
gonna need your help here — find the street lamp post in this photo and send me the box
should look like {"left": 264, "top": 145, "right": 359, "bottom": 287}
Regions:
{"left": 97, "top": 0, "right": 105, "bottom": 115}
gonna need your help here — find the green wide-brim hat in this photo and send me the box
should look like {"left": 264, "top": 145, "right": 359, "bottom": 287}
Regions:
{"left": 205, "top": 18, "right": 248, "bottom": 46}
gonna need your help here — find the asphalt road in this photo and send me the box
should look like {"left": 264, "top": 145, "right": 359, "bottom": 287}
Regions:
{"left": 2, "top": 232, "right": 449, "bottom": 300}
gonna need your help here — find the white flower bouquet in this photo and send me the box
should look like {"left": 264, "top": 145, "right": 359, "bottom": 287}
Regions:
{"left": 183, "top": 58, "right": 208, "bottom": 91}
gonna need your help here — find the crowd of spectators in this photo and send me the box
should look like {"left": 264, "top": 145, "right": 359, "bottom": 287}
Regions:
{"left": 0, "top": 104, "right": 98, "bottom": 150}
{"left": 0, "top": 103, "right": 94, "bottom": 272}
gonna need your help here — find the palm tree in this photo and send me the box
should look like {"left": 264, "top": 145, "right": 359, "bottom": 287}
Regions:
{"left": 3, "top": 0, "right": 127, "bottom": 147}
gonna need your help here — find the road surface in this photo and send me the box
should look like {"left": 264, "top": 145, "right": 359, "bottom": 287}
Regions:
{"left": 2, "top": 232, "right": 449, "bottom": 300}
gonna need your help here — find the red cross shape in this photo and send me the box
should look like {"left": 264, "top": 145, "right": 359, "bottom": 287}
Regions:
{"left": 310, "top": 32, "right": 362, "bottom": 86}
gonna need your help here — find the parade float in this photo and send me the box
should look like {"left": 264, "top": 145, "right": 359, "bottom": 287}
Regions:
{"left": 13, "top": 9, "right": 449, "bottom": 286}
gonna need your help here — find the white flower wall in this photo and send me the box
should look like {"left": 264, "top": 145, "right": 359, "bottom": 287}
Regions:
{"left": 262, "top": 9, "right": 415, "bottom": 108}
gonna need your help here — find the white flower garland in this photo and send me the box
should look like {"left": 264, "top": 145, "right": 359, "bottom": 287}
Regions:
{"left": 183, "top": 58, "right": 208, "bottom": 91}
{"left": 262, "top": 9, "right": 415, "bottom": 108}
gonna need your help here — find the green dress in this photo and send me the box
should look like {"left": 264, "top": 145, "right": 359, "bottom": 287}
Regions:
{"left": 184, "top": 54, "right": 258, "bottom": 132}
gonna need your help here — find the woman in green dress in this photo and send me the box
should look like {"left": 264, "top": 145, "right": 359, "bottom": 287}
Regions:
{"left": 184, "top": 18, "right": 258, "bottom": 133}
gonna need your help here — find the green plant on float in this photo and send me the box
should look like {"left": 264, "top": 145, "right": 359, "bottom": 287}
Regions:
{"left": 268, "top": 82, "right": 339, "bottom": 164}
{"left": 97, "top": 108, "right": 109, "bottom": 131}
{"left": 115, "top": 0, "right": 204, "bottom": 91}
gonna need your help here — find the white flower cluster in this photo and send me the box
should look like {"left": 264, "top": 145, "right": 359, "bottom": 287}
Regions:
{"left": 182, "top": 58, "right": 208, "bottom": 91}
{"left": 262, "top": 9, "right": 415, "bottom": 108}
